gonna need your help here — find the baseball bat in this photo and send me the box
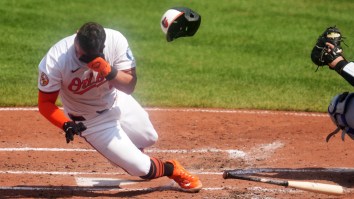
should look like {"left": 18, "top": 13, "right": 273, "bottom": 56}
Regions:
{"left": 223, "top": 171, "right": 344, "bottom": 195}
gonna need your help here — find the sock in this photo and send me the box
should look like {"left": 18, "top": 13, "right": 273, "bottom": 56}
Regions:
{"left": 164, "top": 162, "right": 174, "bottom": 176}
{"left": 140, "top": 157, "right": 174, "bottom": 179}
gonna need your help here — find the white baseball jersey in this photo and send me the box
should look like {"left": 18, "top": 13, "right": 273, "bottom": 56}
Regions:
{"left": 38, "top": 28, "right": 158, "bottom": 177}
{"left": 38, "top": 28, "right": 136, "bottom": 119}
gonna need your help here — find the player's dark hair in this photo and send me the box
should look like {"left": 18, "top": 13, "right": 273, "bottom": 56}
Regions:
{"left": 76, "top": 22, "right": 106, "bottom": 55}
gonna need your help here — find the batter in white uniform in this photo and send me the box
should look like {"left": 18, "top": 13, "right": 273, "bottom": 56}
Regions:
{"left": 37, "top": 22, "right": 202, "bottom": 192}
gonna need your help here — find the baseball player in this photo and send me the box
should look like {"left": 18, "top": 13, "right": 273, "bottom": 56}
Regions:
{"left": 311, "top": 27, "right": 354, "bottom": 141}
{"left": 37, "top": 22, "right": 202, "bottom": 192}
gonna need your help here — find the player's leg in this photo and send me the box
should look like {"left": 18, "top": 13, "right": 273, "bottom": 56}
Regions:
{"left": 81, "top": 114, "right": 171, "bottom": 183}
{"left": 80, "top": 107, "right": 151, "bottom": 175}
{"left": 116, "top": 91, "right": 158, "bottom": 149}
{"left": 81, "top": 105, "right": 202, "bottom": 192}
{"left": 82, "top": 124, "right": 152, "bottom": 176}
{"left": 83, "top": 125, "right": 202, "bottom": 192}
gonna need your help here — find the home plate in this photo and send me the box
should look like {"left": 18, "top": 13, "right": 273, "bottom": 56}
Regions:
{"left": 75, "top": 177, "right": 138, "bottom": 187}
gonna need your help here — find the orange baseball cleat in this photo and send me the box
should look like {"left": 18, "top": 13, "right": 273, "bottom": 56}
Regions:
{"left": 167, "top": 160, "right": 202, "bottom": 192}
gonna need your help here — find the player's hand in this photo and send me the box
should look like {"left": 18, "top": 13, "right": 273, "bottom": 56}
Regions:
{"left": 62, "top": 121, "right": 87, "bottom": 143}
{"left": 325, "top": 42, "right": 345, "bottom": 69}
{"left": 310, "top": 26, "right": 343, "bottom": 69}
{"left": 87, "top": 57, "right": 111, "bottom": 76}
{"left": 87, "top": 57, "right": 118, "bottom": 80}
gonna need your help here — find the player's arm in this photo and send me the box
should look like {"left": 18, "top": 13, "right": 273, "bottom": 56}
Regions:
{"left": 329, "top": 58, "right": 354, "bottom": 86}
{"left": 86, "top": 57, "right": 137, "bottom": 94}
{"left": 38, "top": 90, "right": 70, "bottom": 129}
{"left": 326, "top": 43, "right": 354, "bottom": 86}
{"left": 38, "top": 90, "right": 87, "bottom": 143}
{"left": 311, "top": 27, "right": 354, "bottom": 86}
{"left": 108, "top": 68, "right": 137, "bottom": 94}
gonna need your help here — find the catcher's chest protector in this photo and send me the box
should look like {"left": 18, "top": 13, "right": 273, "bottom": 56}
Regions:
{"left": 327, "top": 92, "right": 354, "bottom": 141}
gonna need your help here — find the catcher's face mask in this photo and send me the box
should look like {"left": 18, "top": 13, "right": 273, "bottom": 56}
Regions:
{"left": 160, "top": 7, "right": 201, "bottom": 42}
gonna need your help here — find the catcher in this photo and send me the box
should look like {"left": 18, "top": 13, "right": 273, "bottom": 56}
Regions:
{"left": 311, "top": 26, "right": 354, "bottom": 141}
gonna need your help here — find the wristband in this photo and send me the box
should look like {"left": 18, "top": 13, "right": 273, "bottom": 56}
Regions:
{"left": 105, "top": 67, "right": 118, "bottom": 81}
{"left": 334, "top": 60, "right": 348, "bottom": 73}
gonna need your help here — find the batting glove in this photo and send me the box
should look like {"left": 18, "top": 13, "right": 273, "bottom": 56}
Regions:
{"left": 63, "top": 121, "right": 87, "bottom": 143}
{"left": 87, "top": 57, "right": 118, "bottom": 81}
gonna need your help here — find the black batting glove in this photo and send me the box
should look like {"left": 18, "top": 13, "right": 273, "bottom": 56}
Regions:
{"left": 63, "top": 121, "right": 87, "bottom": 143}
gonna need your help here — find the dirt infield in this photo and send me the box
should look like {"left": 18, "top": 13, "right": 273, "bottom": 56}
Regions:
{"left": 1, "top": 108, "right": 354, "bottom": 198}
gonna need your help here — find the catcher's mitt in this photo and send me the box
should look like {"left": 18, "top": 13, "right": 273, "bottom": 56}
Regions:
{"left": 311, "top": 26, "right": 344, "bottom": 68}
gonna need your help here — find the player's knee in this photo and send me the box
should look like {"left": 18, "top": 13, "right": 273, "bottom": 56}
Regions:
{"left": 145, "top": 128, "right": 158, "bottom": 146}
{"left": 149, "top": 129, "right": 158, "bottom": 142}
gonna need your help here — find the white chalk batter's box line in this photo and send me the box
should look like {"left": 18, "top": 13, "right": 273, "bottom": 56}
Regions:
{"left": 0, "top": 170, "right": 287, "bottom": 194}
{"left": 0, "top": 107, "right": 327, "bottom": 117}
{"left": 0, "top": 186, "right": 224, "bottom": 192}
{"left": 0, "top": 185, "right": 302, "bottom": 194}
{"left": 0, "top": 147, "right": 246, "bottom": 154}
{"left": 0, "top": 143, "right": 280, "bottom": 176}
{"left": 0, "top": 170, "right": 221, "bottom": 176}
{"left": 0, "top": 147, "right": 248, "bottom": 160}
{"left": 0, "top": 172, "right": 302, "bottom": 194}
{"left": 0, "top": 140, "right": 284, "bottom": 164}
{"left": 2, "top": 167, "right": 354, "bottom": 176}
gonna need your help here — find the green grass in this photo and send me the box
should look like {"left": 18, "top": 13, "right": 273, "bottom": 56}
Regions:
{"left": 1, "top": 0, "right": 354, "bottom": 111}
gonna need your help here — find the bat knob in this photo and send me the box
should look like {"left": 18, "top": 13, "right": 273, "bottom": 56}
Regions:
{"left": 222, "top": 171, "right": 229, "bottom": 179}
